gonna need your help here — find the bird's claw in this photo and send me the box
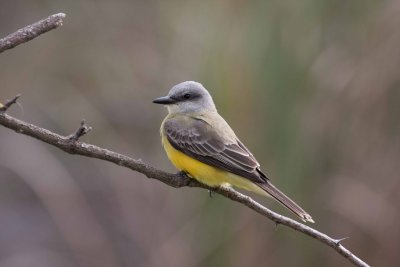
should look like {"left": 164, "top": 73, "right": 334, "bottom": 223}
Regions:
{"left": 177, "top": 170, "right": 188, "bottom": 178}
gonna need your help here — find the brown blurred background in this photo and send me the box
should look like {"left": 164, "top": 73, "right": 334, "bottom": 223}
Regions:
{"left": 0, "top": 1, "right": 399, "bottom": 266}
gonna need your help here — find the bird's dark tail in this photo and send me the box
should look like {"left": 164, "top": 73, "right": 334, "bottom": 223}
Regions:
{"left": 257, "top": 181, "right": 314, "bottom": 223}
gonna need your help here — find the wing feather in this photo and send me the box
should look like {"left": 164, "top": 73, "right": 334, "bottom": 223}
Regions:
{"left": 164, "top": 117, "right": 266, "bottom": 183}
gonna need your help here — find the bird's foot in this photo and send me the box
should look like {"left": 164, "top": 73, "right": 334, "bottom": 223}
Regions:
{"left": 176, "top": 171, "right": 193, "bottom": 186}
{"left": 177, "top": 170, "right": 189, "bottom": 178}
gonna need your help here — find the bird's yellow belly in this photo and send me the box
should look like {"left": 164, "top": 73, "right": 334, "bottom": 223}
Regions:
{"left": 161, "top": 136, "right": 267, "bottom": 195}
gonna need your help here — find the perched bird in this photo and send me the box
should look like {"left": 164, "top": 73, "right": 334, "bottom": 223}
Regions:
{"left": 153, "top": 81, "right": 314, "bottom": 223}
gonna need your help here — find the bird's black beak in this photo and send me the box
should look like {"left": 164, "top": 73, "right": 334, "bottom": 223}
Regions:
{"left": 152, "top": 95, "right": 176, "bottom": 105}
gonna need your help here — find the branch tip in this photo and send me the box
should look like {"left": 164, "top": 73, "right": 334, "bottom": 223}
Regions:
{"left": 50, "top": 13, "right": 66, "bottom": 27}
{"left": 68, "top": 119, "right": 92, "bottom": 141}
{"left": 0, "top": 94, "right": 21, "bottom": 112}
{"left": 54, "top": 13, "right": 66, "bottom": 19}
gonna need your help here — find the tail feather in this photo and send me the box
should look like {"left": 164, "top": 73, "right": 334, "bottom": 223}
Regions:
{"left": 257, "top": 181, "right": 314, "bottom": 223}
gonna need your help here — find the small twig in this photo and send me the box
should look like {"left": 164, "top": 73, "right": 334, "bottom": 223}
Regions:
{"left": 67, "top": 120, "right": 92, "bottom": 141}
{"left": 0, "top": 94, "right": 21, "bottom": 112}
{"left": 334, "top": 236, "right": 350, "bottom": 245}
{"left": 0, "top": 13, "right": 66, "bottom": 53}
{"left": 0, "top": 96, "right": 370, "bottom": 267}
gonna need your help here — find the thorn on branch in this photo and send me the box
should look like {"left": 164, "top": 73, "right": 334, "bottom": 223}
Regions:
{"left": 67, "top": 120, "right": 92, "bottom": 141}
{"left": 333, "top": 236, "right": 349, "bottom": 246}
{"left": 0, "top": 94, "right": 21, "bottom": 112}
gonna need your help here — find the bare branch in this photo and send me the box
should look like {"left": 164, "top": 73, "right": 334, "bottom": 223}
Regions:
{"left": 0, "top": 13, "right": 65, "bottom": 53}
{"left": 0, "top": 96, "right": 370, "bottom": 267}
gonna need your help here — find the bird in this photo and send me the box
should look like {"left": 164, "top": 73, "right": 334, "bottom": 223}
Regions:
{"left": 153, "top": 81, "right": 314, "bottom": 223}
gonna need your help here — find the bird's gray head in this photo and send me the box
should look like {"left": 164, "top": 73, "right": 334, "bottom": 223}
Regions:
{"left": 153, "top": 81, "right": 216, "bottom": 114}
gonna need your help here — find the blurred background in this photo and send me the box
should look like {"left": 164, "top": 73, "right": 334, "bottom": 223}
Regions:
{"left": 0, "top": 1, "right": 399, "bottom": 266}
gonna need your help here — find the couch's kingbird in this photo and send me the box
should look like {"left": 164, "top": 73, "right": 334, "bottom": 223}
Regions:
{"left": 153, "top": 81, "right": 314, "bottom": 223}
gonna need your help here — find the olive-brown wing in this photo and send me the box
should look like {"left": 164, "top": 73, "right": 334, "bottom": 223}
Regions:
{"left": 164, "top": 117, "right": 267, "bottom": 184}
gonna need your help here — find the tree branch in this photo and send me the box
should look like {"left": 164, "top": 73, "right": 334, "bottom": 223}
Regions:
{"left": 0, "top": 12, "right": 370, "bottom": 267}
{"left": 0, "top": 98, "right": 369, "bottom": 267}
{"left": 0, "top": 13, "right": 65, "bottom": 53}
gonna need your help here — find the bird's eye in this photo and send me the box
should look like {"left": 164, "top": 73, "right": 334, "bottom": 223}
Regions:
{"left": 183, "top": 93, "right": 191, "bottom": 99}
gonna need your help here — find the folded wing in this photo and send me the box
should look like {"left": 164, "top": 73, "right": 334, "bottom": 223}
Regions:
{"left": 164, "top": 117, "right": 266, "bottom": 184}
